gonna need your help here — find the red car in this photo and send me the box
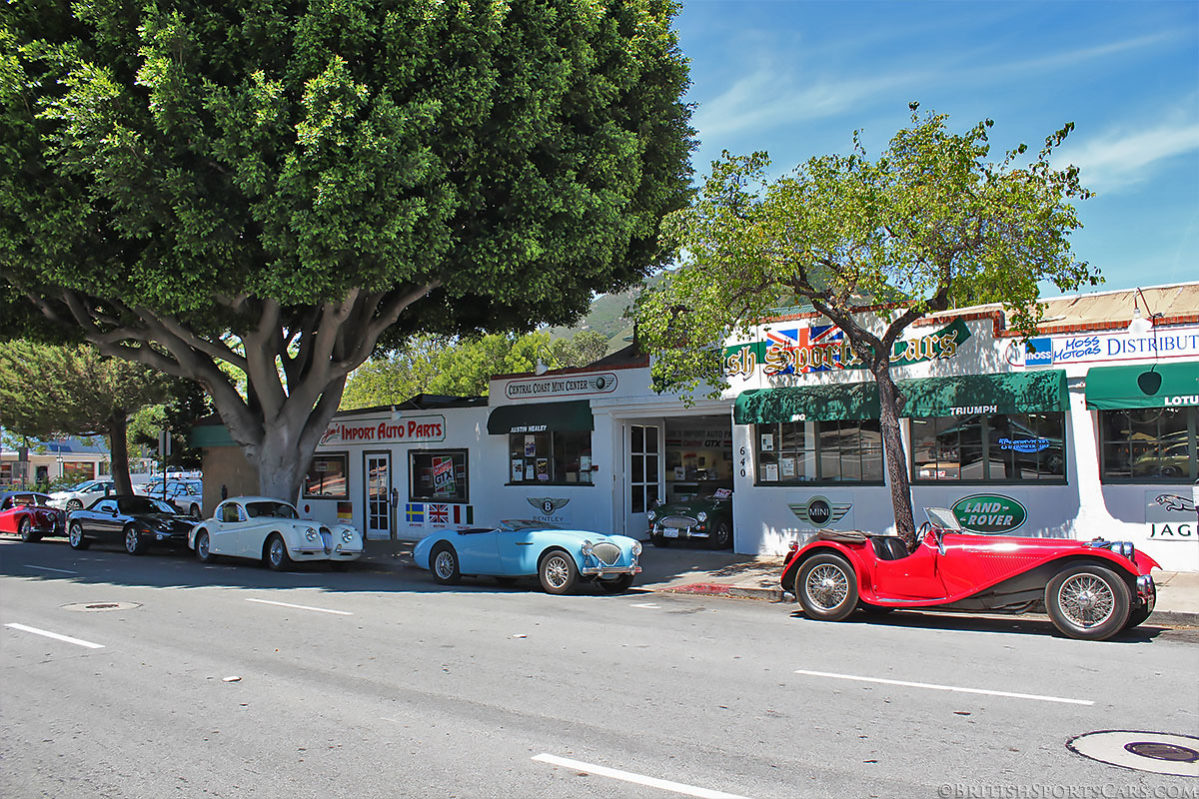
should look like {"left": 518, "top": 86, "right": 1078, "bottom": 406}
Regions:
{"left": 0, "top": 491, "right": 66, "bottom": 542}
{"left": 781, "top": 507, "right": 1159, "bottom": 641}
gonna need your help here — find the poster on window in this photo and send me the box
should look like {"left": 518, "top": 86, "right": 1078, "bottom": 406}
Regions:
{"left": 760, "top": 433, "right": 774, "bottom": 452}
{"left": 432, "top": 456, "right": 455, "bottom": 496}
{"left": 536, "top": 458, "right": 549, "bottom": 481}
{"left": 763, "top": 463, "right": 779, "bottom": 482}
{"left": 781, "top": 458, "right": 796, "bottom": 478}
{"left": 512, "top": 459, "right": 524, "bottom": 483}
{"left": 524, "top": 435, "right": 537, "bottom": 457}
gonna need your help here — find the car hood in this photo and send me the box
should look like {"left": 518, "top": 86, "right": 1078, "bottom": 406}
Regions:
{"left": 652, "top": 497, "right": 729, "bottom": 517}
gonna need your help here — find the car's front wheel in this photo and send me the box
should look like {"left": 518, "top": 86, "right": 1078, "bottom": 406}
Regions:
{"left": 264, "top": 534, "right": 293, "bottom": 571}
{"left": 597, "top": 574, "right": 634, "bottom": 594}
{"left": 189, "top": 504, "right": 201, "bottom": 519}
{"left": 18, "top": 516, "right": 41, "bottom": 543}
{"left": 796, "top": 553, "right": 858, "bottom": 621}
{"left": 194, "top": 531, "right": 213, "bottom": 563}
{"left": 430, "top": 544, "right": 460, "bottom": 585}
{"left": 1046, "top": 564, "right": 1130, "bottom": 640}
{"left": 66, "top": 499, "right": 83, "bottom": 512}
{"left": 124, "top": 525, "right": 147, "bottom": 556}
{"left": 539, "top": 550, "right": 578, "bottom": 595}
{"left": 709, "top": 521, "right": 732, "bottom": 550}
{"left": 67, "top": 521, "right": 89, "bottom": 550}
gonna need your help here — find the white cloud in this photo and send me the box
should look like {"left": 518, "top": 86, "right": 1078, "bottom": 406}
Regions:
{"left": 1056, "top": 118, "right": 1199, "bottom": 194}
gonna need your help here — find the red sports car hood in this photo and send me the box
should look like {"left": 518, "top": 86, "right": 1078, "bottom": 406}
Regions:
{"left": 947, "top": 533, "right": 1157, "bottom": 575}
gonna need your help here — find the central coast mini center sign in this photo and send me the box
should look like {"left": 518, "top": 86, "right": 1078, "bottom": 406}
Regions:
{"left": 321, "top": 415, "right": 446, "bottom": 445}
{"left": 504, "top": 372, "right": 618, "bottom": 400}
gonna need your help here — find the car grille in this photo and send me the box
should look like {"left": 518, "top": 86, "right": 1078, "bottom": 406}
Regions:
{"left": 319, "top": 527, "right": 332, "bottom": 554}
{"left": 660, "top": 515, "right": 697, "bottom": 529}
{"left": 592, "top": 542, "right": 622, "bottom": 565}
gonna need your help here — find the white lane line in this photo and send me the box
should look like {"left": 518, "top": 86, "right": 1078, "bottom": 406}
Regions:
{"left": 631, "top": 602, "right": 660, "bottom": 608}
{"left": 794, "top": 669, "right": 1093, "bottom": 706}
{"left": 24, "top": 565, "right": 78, "bottom": 574}
{"left": 244, "top": 598, "right": 352, "bottom": 616}
{"left": 532, "top": 753, "right": 752, "bottom": 799}
{"left": 6, "top": 623, "right": 105, "bottom": 649}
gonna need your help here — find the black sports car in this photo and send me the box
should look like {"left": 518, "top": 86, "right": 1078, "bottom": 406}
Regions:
{"left": 67, "top": 494, "right": 196, "bottom": 555}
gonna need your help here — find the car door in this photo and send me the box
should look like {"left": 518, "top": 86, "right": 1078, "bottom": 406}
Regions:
{"left": 870, "top": 532, "right": 947, "bottom": 600}
{"left": 208, "top": 501, "right": 249, "bottom": 556}
{"left": 498, "top": 529, "right": 540, "bottom": 575}
{"left": 88, "top": 497, "right": 121, "bottom": 540}
{"left": 453, "top": 530, "right": 502, "bottom": 575}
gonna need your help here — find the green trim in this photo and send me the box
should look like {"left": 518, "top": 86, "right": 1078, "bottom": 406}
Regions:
{"left": 486, "top": 400, "right": 594, "bottom": 435}
{"left": 189, "top": 424, "right": 237, "bottom": 448}
{"left": 1085, "top": 362, "right": 1199, "bottom": 410}
{"left": 897, "top": 370, "right": 1069, "bottom": 417}
{"left": 734, "top": 383, "right": 881, "bottom": 424}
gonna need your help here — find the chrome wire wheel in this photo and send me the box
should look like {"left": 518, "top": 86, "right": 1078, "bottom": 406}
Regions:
{"left": 1057, "top": 573, "right": 1116, "bottom": 628}
{"left": 195, "top": 532, "right": 210, "bottom": 561}
{"left": 433, "top": 551, "right": 456, "bottom": 580}
{"left": 805, "top": 564, "right": 849, "bottom": 610}
{"left": 268, "top": 538, "right": 286, "bottom": 568}
{"left": 543, "top": 555, "right": 570, "bottom": 589}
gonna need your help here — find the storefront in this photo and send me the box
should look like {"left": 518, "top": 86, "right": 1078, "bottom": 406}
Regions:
{"left": 200, "top": 284, "right": 1198, "bottom": 571}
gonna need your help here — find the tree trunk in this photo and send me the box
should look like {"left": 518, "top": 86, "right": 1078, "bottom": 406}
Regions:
{"left": 107, "top": 409, "right": 133, "bottom": 495}
{"left": 872, "top": 362, "right": 916, "bottom": 549}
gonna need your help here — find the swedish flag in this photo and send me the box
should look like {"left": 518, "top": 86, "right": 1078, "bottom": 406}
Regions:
{"left": 405, "top": 503, "right": 424, "bottom": 524}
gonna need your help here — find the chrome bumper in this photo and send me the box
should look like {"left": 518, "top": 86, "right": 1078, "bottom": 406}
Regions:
{"left": 1136, "top": 574, "right": 1156, "bottom": 612}
{"left": 580, "top": 565, "right": 642, "bottom": 576}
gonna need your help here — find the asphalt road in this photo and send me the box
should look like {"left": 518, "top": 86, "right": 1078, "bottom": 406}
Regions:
{"left": 2, "top": 538, "right": 1197, "bottom": 799}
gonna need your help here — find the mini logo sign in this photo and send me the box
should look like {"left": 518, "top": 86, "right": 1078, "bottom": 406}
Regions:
{"left": 788, "top": 496, "right": 851, "bottom": 528}
{"left": 951, "top": 494, "right": 1027, "bottom": 533}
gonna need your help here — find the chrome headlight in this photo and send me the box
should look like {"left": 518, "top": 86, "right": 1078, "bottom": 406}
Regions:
{"left": 1119, "top": 541, "right": 1135, "bottom": 560}
{"left": 305, "top": 528, "right": 317, "bottom": 541}
{"left": 581, "top": 539, "right": 594, "bottom": 556}
{"left": 647, "top": 510, "right": 656, "bottom": 521}
{"left": 632, "top": 541, "right": 642, "bottom": 556}
{"left": 697, "top": 511, "right": 708, "bottom": 523}
{"left": 341, "top": 530, "right": 354, "bottom": 543}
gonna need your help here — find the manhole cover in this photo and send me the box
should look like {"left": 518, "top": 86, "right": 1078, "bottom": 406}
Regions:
{"left": 62, "top": 601, "right": 141, "bottom": 612}
{"left": 1067, "top": 730, "right": 1199, "bottom": 777}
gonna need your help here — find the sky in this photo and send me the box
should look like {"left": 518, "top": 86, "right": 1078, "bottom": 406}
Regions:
{"left": 672, "top": 0, "right": 1199, "bottom": 295}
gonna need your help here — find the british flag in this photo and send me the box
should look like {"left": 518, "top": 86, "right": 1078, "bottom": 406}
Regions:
{"left": 429, "top": 504, "right": 449, "bottom": 524}
{"left": 763, "top": 324, "right": 843, "bottom": 374}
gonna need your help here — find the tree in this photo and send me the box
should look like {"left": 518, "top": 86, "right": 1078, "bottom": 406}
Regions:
{"left": 128, "top": 379, "right": 213, "bottom": 471}
{"left": 2, "top": 0, "right": 693, "bottom": 501}
{"left": 340, "top": 328, "right": 615, "bottom": 409}
{"left": 636, "top": 106, "right": 1100, "bottom": 548}
{"left": 0, "top": 340, "right": 172, "bottom": 492}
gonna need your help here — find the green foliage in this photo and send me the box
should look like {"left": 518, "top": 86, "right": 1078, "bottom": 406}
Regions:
{"left": 341, "top": 329, "right": 613, "bottom": 409}
{"left": 637, "top": 107, "right": 1101, "bottom": 397}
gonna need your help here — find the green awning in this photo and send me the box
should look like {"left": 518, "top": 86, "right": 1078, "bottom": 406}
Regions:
{"left": 486, "top": 400, "right": 594, "bottom": 435}
{"left": 1085, "top": 362, "right": 1199, "bottom": 410}
{"left": 734, "top": 383, "right": 881, "bottom": 424}
{"left": 189, "top": 423, "right": 238, "bottom": 448}
{"left": 897, "top": 370, "right": 1069, "bottom": 417}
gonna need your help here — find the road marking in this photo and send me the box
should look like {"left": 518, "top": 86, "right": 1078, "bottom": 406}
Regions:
{"left": 794, "top": 669, "right": 1093, "bottom": 706}
{"left": 244, "top": 598, "right": 352, "bottom": 616}
{"left": 5, "top": 623, "right": 105, "bottom": 649}
{"left": 24, "top": 565, "right": 78, "bottom": 574}
{"left": 532, "top": 753, "right": 751, "bottom": 799}
{"left": 631, "top": 602, "right": 661, "bottom": 609}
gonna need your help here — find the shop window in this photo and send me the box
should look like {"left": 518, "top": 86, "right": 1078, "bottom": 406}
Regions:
{"left": 1100, "top": 408, "right": 1196, "bottom": 482}
{"left": 509, "top": 432, "right": 592, "bottom": 485}
{"left": 410, "top": 450, "right": 469, "bottom": 502}
{"left": 303, "top": 453, "right": 348, "bottom": 499}
{"left": 911, "top": 412, "right": 1066, "bottom": 482}
{"left": 755, "top": 420, "right": 883, "bottom": 484}
{"left": 62, "top": 461, "right": 93, "bottom": 482}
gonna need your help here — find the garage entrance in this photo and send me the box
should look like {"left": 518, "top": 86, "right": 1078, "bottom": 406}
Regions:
{"left": 663, "top": 416, "right": 733, "bottom": 503}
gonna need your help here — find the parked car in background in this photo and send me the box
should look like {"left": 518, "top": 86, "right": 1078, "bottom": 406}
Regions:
{"left": 67, "top": 494, "right": 196, "bottom": 555}
{"left": 136, "top": 479, "right": 204, "bottom": 517}
{"left": 188, "top": 497, "right": 363, "bottom": 570}
{"left": 413, "top": 520, "right": 643, "bottom": 594}
{"left": 647, "top": 488, "right": 733, "bottom": 549}
{"left": 0, "top": 491, "right": 66, "bottom": 542}
{"left": 781, "top": 507, "right": 1160, "bottom": 641}
{"left": 47, "top": 479, "right": 115, "bottom": 512}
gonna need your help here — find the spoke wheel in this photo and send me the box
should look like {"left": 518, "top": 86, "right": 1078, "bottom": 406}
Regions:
{"left": 539, "top": 551, "right": 578, "bottom": 595}
{"left": 795, "top": 553, "right": 858, "bottom": 621}
{"left": 1046, "top": 564, "right": 1129, "bottom": 640}
{"left": 195, "top": 531, "right": 213, "bottom": 563}
{"left": 124, "top": 525, "right": 146, "bottom": 555}
{"left": 709, "top": 521, "right": 732, "bottom": 550}
{"left": 66, "top": 500, "right": 83, "bottom": 512}
{"left": 68, "top": 521, "right": 89, "bottom": 550}
{"left": 265, "top": 534, "right": 293, "bottom": 571}
{"left": 431, "top": 545, "right": 460, "bottom": 585}
{"left": 19, "top": 516, "right": 41, "bottom": 543}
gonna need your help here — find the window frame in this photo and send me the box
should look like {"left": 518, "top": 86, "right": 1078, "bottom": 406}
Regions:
{"left": 909, "top": 412, "right": 1068, "bottom": 485}
{"left": 753, "top": 419, "right": 885, "bottom": 486}
{"left": 506, "top": 431, "right": 594, "bottom": 487}
{"left": 408, "top": 449, "right": 470, "bottom": 503}
{"left": 1098, "top": 407, "right": 1197, "bottom": 484}
{"left": 302, "top": 452, "right": 350, "bottom": 500}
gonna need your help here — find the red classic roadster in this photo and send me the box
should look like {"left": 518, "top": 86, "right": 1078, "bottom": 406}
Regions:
{"left": 0, "top": 491, "right": 66, "bottom": 542}
{"left": 781, "top": 508, "right": 1159, "bottom": 640}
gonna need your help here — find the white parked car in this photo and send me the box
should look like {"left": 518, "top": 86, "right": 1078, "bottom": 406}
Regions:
{"left": 47, "top": 479, "right": 116, "bottom": 511}
{"left": 188, "top": 496, "right": 363, "bottom": 570}
{"left": 136, "top": 479, "right": 204, "bottom": 518}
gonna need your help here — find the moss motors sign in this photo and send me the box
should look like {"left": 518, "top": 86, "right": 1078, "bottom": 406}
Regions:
{"left": 952, "top": 494, "right": 1028, "bottom": 533}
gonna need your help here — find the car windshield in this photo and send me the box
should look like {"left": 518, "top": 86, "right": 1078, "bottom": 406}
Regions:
{"left": 498, "top": 519, "right": 556, "bottom": 532}
{"left": 245, "top": 501, "right": 299, "bottom": 519}
{"left": 118, "top": 497, "right": 175, "bottom": 514}
{"left": 925, "top": 507, "right": 962, "bottom": 531}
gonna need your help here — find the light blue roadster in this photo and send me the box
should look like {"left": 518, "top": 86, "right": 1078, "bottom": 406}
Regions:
{"left": 412, "top": 520, "right": 643, "bottom": 594}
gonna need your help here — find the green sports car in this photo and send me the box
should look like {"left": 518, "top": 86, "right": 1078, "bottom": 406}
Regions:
{"left": 647, "top": 488, "right": 733, "bottom": 549}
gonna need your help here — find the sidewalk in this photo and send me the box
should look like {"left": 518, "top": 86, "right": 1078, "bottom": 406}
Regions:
{"left": 359, "top": 538, "right": 1199, "bottom": 627}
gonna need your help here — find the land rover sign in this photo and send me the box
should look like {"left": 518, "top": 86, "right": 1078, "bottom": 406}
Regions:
{"left": 951, "top": 495, "right": 1028, "bottom": 533}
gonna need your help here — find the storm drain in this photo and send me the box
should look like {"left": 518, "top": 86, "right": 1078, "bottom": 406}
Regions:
{"left": 1067, "top": 730, "right": 1199, "bottom": 777}
{"left": 62, "top": 601, "right": 141, "bottom": 613}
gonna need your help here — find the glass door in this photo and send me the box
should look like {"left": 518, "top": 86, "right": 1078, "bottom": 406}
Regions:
{"left": 364, "top": 452, "right": 393, "bottom": 540}
{"left": 626, "top": 423, "right": 661, "bottom": 537}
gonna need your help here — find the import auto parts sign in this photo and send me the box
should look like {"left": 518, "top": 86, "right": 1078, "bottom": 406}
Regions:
{"left": 951, "top": 494, "right": 1027, "bottom": 533}
{"left": 321, "top": 415, "right": 446, "bottom": 445}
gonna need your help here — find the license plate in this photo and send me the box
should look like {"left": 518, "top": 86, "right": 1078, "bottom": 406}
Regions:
{"left": 664, "top": 528, "right": 680, "bottom": 538}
